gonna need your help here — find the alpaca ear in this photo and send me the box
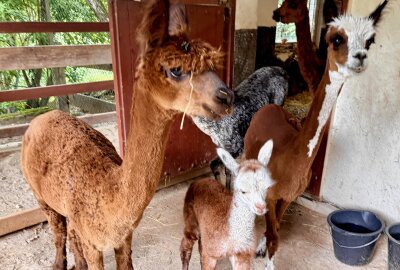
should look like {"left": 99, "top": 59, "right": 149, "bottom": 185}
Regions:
{"left": 258, "top": 140, "right": 273, "bottom": 167}
{"left": 368, "top": 0, "right": 388, "bottom": 26}
{"left": 217, "top": 148, "right": 239, "bottom": 175}
{"left": 137, "top": 0, "right": 169, "bottom": 51}
{"left": 168, "top": 3, "right": 188, "bottom": 37}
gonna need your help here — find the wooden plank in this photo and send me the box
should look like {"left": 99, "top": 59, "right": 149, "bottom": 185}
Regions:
{"left": 0, "top": 45, "right": 112, "bottom": 71}
{"left": 0, "top": 166, "right": 210, "bottom": 236}
{"left": 0, "top": 80, "right": 114, "bottom": 102}
{"left": 0, "top": 112, "right": 117, "bottom": 139}
{"left": 0, "top": 208, "right": 46, "bottom": 237}
{"left": 0, "top": 22, "right": 109, "bottom": 33}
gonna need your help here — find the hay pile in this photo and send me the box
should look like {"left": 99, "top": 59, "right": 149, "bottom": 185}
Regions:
{"left": 283, "top": 91, "right": 312, "bottom": 121}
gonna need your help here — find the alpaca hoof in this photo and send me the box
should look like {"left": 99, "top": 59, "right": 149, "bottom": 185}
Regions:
{"left": 256, "top": 236, "right": 267, "bottom": 258}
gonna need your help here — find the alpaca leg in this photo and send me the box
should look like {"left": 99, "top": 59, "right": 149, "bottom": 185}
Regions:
{"left": 114, "top": 232, "right": 133, "bottom": 270}
{"left": 81, "top": 241, "right": 104, "bottom": 270}
{"left": 233, "top": 253, "right": 252, "bottom": 270}
{"left": 225, "top": 166, "right": 232, "bottom": 190}
{"left": 276, "top": 200, "right": 290, "bottom": 225}
{"left": 201, "top": 255, "right": 217, "bottom": 270}
{"left": 265, "top": 201, "right": 278, "bottom": 270}
{"left": 256, "top": 236, "right": 267, "bottom": 258}
{"left": 180, "top": 232, "right": 198, "bottom": 270}
{"left": 210, "top": 157, "right": 222, "bottom": 182}
{"left": 68, "top": 227, "right": 88, "bottom": 270}
{"left": 39, "top": 201, "right": 67, "bottom": 270}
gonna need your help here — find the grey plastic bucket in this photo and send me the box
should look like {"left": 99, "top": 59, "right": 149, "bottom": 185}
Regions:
{"left": 386, "top": 223, "right": 400, "bottom": 270}
{"left": 327, "top": 209, "right": 384, "bottom": 266}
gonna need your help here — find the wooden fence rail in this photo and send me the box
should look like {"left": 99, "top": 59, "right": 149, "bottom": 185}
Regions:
{"left": 0, "top": 45, "right": 112, "bottom": 71}
{"left": 0, "top": 22, "right": 109, "bottom": 33}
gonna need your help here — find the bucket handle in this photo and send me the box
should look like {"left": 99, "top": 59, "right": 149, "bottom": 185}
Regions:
{"left": 330, "top": 229, "right": 381, "bottom": 249}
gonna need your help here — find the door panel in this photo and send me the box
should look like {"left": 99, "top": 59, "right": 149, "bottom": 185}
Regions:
{"left": 109, "top": 0, "right": 235, "bottom": 177}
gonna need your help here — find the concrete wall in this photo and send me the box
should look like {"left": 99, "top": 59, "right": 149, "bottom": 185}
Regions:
{"left": 321, "top": 0, "right": 400, "bottom": 223}
{"left": 233, "top": 0, "right": 278, "bottom": 86}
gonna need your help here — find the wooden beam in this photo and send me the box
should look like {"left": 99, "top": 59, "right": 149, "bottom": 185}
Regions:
{"left": 0, "top": 111, "right": 116, "bottom": 139}
{"left": 0, "top": 22, "right": 109, "bottom": 33}
{"left": 0, "top": 166, "right": 211, "bottom": 236}
{"left": 0, "top": 45, "right": 112, "bottom": 71}
{"left": 0, "top": 208, "right": 46, "bottom": 237}
{"left": 0, "top": 80, "right": 114, "bottom": 102}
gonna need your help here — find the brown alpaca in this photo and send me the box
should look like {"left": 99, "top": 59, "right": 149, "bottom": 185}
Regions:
{"left": 180, "top": 140, "right": 275, "bottom": 270}
{"left": 20, "top": 1, "right": 234, "bottom": 269}
{"left": 273, "top": 0, "right": 326, "bottom": 93}
{"left": 244, "top": 2, "right": 387, "bottom": 269}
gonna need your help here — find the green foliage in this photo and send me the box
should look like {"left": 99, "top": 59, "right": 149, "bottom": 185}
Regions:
{"left": 0, "top": 0, "right": 111, "bottom": 116}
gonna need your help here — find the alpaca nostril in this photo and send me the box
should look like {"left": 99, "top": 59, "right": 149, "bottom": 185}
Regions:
{"left": 273, "top": 10, "right": 281, "bottom": 22}
{"left": 354, "top": 52, "right": 367, "bottom": 61}
{"left": 216, "top": 87, "right": 234, "bottom": 106}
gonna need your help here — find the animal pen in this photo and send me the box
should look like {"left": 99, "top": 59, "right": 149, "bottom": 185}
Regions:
{"left": 0, "top": 0, "right": 396, "bottom": 269}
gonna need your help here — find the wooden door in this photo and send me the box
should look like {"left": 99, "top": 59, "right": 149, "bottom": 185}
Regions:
{"left": 109, "top": 0, "right": 235, "bottom": 178}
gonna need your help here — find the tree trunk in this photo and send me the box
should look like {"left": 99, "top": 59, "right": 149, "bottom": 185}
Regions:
{"left": 85, "top": 0, "right": 108, "bottom": 22}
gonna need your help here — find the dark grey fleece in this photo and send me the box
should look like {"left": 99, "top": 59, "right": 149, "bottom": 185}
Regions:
{"left": 192, "top": 66, "right": 288, "bottom": 157}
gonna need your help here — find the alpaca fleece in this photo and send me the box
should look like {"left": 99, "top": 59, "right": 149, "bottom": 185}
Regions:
{"left": 192, "top": 66, "right": 288, "bottom": 157}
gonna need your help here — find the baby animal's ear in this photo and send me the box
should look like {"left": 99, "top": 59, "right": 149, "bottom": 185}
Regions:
{"left": 258, "top": 139, "right": 273, "bottom": 167}
{"left": 217, "top": 148, "right": 239, "bottom": 175}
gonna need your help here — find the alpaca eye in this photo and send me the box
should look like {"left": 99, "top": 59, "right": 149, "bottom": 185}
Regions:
{"left": 365, "top": 37, "right": 375, "bottom": 50}
{"left": 170, "top": 67, "right": 182, "bottom": 78}
{"left": 288, "top": 2, "right": 297, "bottom": 9}
{"left": 241, "top": 191, "right": 247, "bottom": 194}
{"left": 331, "top": 35, "right": 343, "bottom": 49}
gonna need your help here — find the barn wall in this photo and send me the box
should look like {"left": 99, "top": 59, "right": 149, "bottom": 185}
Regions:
{"left": 321, "top": 0, "right": 400, "bottom": 223}
{"left": 233, "top": 0, "right": 278, "bottom": 87}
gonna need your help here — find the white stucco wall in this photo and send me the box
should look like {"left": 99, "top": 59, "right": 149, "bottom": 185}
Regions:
{"left": 235, "top": 0, "right": 258, "bottom": 29}
{"left": 257, "top": 0, "right": 278, "bottom": 27}
{"left": 321, "top": 0, "right": 400, "bottom": 223}
{"left": 235, "top": 0, "right": 278, "bottom": 29}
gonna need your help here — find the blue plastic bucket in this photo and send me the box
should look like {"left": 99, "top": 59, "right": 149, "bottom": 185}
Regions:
{"left": 327, "top": 209, "right": 384, "bottom": 266}
{"left": 386, "top": 223, "right": 400, "bottom": 270}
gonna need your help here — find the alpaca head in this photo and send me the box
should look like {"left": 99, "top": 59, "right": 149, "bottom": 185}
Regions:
{"left": 325, "top": 0, "right": 388, "bottom": 75}
{"left": 217, "top": 140, "right": 275, "bottom": 215}
{"left": 273, "top": 0, "right": 308, "bottom": 24}
{"left": 136, "top": 0, "right": 234, "bottom": 120}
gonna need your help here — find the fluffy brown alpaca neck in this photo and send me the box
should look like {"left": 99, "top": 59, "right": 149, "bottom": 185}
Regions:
{"left": 295, "top": 14, "right": 321, "bottom": 93}
{"left": 115, "top": 81, "right": 175, "bottom": 224}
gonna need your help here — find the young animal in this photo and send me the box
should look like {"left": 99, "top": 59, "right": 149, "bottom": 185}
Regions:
{"left": 192, "top": 66, "right": 288, "bottom": 188}
{"left": 180, "top": 140, "right": 275, "bottom": 270}
{"left": 245, "top": 2, "right": 388, "bottom": 269}
{"left": 20, "top": 1, "right": 234, "bottom": 269}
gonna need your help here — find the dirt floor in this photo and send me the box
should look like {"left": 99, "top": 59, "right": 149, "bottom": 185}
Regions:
{"left": 0, "top": 119, "right": 389, "bottom": 270}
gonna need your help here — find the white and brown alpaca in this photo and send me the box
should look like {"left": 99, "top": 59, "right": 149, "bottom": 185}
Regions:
{"left": 180, "top": 140, "right": 275, "bottom": 270}
{"left": 273, "top": 0, "right": 326, "bottom": 93}
{"left": 244, "top": 2, "right": 388, "bottom": 269}
{"left": 20, "top": 1, "right": 234, "bottom": 269}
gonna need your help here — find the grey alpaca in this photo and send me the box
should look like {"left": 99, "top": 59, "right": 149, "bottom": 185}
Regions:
{"left": 192, "top": 66, "right": 288, "bottom": 185}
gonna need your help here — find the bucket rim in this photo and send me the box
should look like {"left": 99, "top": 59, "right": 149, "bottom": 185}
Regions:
{"left": 327, "top": 209, "right": 385, "bottom": 237}
{"left": 385, "top": 222, "right": 400, "bottom": 245}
